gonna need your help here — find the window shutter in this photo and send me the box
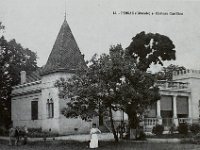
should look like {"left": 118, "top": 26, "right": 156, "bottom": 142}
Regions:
{"left": 161, "top": 96, "right": 173, "bottom": 111}
{"left": 177, "top": 96, "right": 188, "bottom": 114}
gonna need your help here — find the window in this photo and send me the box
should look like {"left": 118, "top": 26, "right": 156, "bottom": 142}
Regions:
{"left": 160, "top": 96, "right": 176, "bottom": 127}
{"left": 177, "top": 96, "right": 188, "bottom": 117}
{"left": 47, "top": 98, "right": 54, "bottom": 118}
{"left": 31, "top": 101, "right": 38, "bottom": 120}
{"left": 160, "top": 96, "right": 173, "bottom": 111}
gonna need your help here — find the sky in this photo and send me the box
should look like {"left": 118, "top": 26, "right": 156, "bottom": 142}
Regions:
{"left": 0, "top": 0, "right": 200, "bottom": 72}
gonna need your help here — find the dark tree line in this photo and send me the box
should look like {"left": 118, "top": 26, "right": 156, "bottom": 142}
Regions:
{"left": 0, "top": 22, "right": 38, "bottom": 128}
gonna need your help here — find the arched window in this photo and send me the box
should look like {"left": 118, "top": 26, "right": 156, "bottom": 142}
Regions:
{"left": 47, "top": 98, "right": 54, "bottom": 118}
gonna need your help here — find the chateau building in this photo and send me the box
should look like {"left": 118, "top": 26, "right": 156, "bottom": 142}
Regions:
{"left": 11, "top": 17, "right": 200, "bottom": 134}
{"left": 11, "top": 18, "right": 91, "bottom": 134}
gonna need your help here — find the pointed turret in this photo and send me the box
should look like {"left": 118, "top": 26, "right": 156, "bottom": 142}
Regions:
{"left": 41, "top": 19, "right": 86, "bottom": 75}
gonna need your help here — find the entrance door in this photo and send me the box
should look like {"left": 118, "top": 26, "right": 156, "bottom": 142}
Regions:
{"left": 161, "top": 110, "right": 173, "bottom": 127}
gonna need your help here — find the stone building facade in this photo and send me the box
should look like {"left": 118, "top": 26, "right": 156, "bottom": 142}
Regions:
{"left": 144, "top": 70, "right": 200, "bottom": 131}
{"left": 11, "top": 18, "right": 91, "bottom": 134}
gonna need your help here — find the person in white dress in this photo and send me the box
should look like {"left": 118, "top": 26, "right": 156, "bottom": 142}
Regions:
{"left": 89, "top": 123, "right": 101, "bottom": 148}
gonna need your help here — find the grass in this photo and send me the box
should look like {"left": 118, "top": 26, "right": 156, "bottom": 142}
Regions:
{"left": 1, "top": 140, "right": 200, "bottom": 150}
{"left": 147, "top": 133, "right": 194, "bottom": 139}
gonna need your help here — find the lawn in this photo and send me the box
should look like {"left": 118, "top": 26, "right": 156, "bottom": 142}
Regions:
{"left": 1, "top": 140, "right": 200, "bottom": 150}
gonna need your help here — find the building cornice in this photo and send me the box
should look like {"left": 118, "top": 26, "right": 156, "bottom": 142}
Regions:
{"left": 11, "top": 89, "right": 41, "bottom": 97}
{"left": 12, "top": 80, "right": 42, "bottom": 89}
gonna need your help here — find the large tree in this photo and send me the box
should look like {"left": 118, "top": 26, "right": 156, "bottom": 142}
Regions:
{"left": 124, "top": 31, "right": 176, "bottom": 134}
{"left": 55, "top": 45, "right": 125, "bottom": 142}
{"left": 126, "top": 31, "right": 176, "bottom": 72}
{"left": 55, "top": 32, "right": 176, "bottom": 142}
{"left": 55, "top": 44, "right": 160, "bottom": 142}
{"left": 0, "top": 33, "right": 38, "bottom": 127}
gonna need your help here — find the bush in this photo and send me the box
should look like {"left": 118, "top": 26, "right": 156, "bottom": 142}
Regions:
{"left": 192, "top": 133, "right": 200, "bottom": 144}
{"left": 178, "top": 123, "right": 188, "bottom": 135}
{"left": 152, "top": 124, "right": 164, "bottom": 135}
{"left": 27, "top": 128, "right": 59, "bottom": 138}
{"left": 28, "top": 127, "right": 42, "bottom": 133}
{"left": 190, "top": 123, "right": 200, "bottom": 135}
{"left": 0, "top": 127, "right": 8, "bottom": 136}
{"left": 137, "top": 131, "right": 146, "bottom": 140}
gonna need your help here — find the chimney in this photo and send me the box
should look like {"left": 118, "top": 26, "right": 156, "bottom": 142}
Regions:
{"left": 20, "top": 71, "right": 26, "bottom": 84}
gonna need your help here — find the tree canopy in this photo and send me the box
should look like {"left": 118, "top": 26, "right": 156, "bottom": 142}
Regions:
{"left": 0, "top": 28, "right": 38, "bottom": 127}
{"left": 55, "top": 32, "right": 176, "bottom": 142}
{"left": 126, "top": 31, "right": 176, "bottom": 72}
{"left": 55, "top": 44, "right": 160, "bottom": 142}
{"left": 55, "top": 45, "right": 127, "bottom": 142}
{"left": 0, "top": 22, "right": 5, "bottom": 36}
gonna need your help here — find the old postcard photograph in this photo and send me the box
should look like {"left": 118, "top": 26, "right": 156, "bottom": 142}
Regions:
{"left": 0, "top": 0, "right": 200, "bottom": 149}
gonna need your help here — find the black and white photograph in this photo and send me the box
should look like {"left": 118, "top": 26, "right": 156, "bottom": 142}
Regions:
{"left": 1, "top": 0, "right": 200, "bottom": 149}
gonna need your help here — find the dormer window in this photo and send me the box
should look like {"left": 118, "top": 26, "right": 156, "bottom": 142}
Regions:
{"left": 47, "top": 98, "right": 54, "bottom": 118}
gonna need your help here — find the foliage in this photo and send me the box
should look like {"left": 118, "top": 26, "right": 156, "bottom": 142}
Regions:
{"left": 0, "top": 22, "right": 5, "bottom": 36}
{"left": 55, "top": 44, "right": 160, "bottom": 142}
{"left": 0, "top": 34, "right": 38, "bottom": 128}
{"left": 28, "top": 128, "right": 42, "bottom": 133}
{"left": 190, "top": 123, "right": 200, "bottom": 135}
{"left": 156, "top": 64, "right": 186, "bottom": 80}
{"left": 26, "top": 128, "right": 59, "bottom": 138}
{"left": 28, "top": 131, "right": 59, "bottom": 138}
{"left": 178, "top": 123, "right": 188, "bottom": 135}
{"left": 152, "top": 124, "right": 164, "bottom": 135}
{"left": 55, "top": 45, "right": 127, "bottom": 142}
{"left": 0, "top": 22, "right": 4, "bottom": 30}
{"left": 192, "top": 133, "right": 200, "bottom": 144}
{"left": 147, "top": 133, "right": 193, "bottom": 139}
{"left": 126, "top": 31, "right": 176, "bottom": 72}
{"left": 0, "top": 126, "right": 8, "bottom": 136}
{"left": 120, "top": 70, "right": 160, "bottom": 129}
{"left": 55, "top": 31, "right": 176, "bottom": 142}
{"left": 125, "top": 32, "right": 176, "bottom": 130}
{"left": 137, "top": 130, "right": 146, "bottom": 140}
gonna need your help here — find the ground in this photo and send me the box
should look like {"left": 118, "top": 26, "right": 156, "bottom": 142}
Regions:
{"left": 1, "top": 140, "right": 200, "bottom": 150}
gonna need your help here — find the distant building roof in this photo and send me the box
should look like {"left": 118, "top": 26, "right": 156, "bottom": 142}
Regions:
{"left": 41, "top": 19, "right": 86, "bottom": 75}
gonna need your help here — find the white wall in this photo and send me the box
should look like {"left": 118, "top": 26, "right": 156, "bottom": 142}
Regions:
{"left": 40, "top": 72, "right": 92, "bottom": 134}
{"left": 173, "top": 75, "right": 200, "bottom": 119}
{"left": 11, "top": 93, "right": 42, "bottom": 128}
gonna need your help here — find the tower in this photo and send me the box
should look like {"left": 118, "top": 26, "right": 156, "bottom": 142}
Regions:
{"left": 39, "top": 18, "right": 88, "bottom": 134}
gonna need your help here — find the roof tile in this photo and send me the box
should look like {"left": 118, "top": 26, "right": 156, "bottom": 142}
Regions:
{"left": 41, "top": 19, "right": 86, "bottom": 75}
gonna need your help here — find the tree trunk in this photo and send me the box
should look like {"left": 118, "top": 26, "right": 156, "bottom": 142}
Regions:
{"left": 127, "top": 112, "right": 139, "bottom": 140}
{"left": 109, "top": 106, "right": 119, "bottom": 142}
{"left": 129, "top": 128, "right": 136, "bottom": 139}
{"left": 98, "top": 100, "right": 103, "bottom": 126}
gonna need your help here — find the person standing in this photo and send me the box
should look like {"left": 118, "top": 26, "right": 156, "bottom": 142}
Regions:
{"left": 9, "top": 124, "right": 18, "bottom": 146}
{"left": 23, "top": 125, "right": 28, "bottom": 145}
{"left": 9, "top": 126, "right": 15, "bottom": 145}
{"left": 89, "top": 123, "right": 101, "bottom": 149}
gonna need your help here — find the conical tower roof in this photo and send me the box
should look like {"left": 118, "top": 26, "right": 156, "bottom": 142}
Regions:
{"left": 41, "top": 19, "right": 86, "bottom": 75}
